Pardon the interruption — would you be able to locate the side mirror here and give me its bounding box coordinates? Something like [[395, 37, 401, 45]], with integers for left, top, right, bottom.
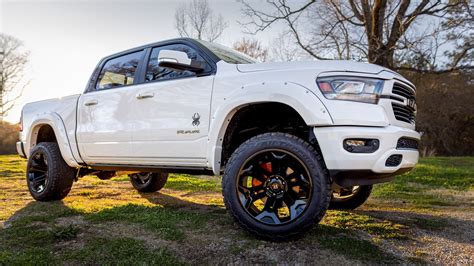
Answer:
[[158, 50, 204, 72]]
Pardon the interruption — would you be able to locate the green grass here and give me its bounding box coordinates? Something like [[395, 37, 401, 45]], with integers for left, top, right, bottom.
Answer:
[[0, 156, 25, 176], [164, 174, 221, 192], [372, 157, 474, 207], [310, 225, 400, 263], [0, 155, 472, 264], [49, 225, 79, 241], [112, 173, 222, 192], [0, 224, 58, 265], [63, 237, 181, 265], [86, 204, 213, 241], [323, 211, 408, 239], [411, 217, 449, 231]]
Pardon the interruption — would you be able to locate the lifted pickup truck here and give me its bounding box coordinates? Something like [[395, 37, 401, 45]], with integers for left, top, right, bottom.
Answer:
[[17, 38, 420, 239]]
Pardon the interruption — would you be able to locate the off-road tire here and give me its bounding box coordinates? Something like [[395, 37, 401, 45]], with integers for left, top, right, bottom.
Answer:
[[26, 142, 75, 201], [222, 132, 331, 240], [129, 172, 168, 192], [329, 185, 373, 210]]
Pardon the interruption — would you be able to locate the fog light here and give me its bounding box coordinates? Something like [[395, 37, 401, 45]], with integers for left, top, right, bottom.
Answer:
[[343, 139, 379, 153]]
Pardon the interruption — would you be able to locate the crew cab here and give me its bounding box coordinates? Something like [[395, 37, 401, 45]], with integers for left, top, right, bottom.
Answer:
[[17, 38, 420, 239]]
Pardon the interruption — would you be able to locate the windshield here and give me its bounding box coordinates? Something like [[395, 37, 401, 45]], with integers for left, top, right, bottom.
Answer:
[[196, 40, 258, 64]]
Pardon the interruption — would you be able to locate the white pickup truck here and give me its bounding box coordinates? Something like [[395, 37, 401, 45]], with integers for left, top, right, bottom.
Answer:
[[17, 38, 420, 239]]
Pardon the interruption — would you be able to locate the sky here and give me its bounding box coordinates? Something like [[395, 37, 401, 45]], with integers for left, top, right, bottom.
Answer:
[[0, 0, 285, 123]]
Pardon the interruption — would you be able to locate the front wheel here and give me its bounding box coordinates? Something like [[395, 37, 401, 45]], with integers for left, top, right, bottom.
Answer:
[[222, 133, 331, 240], [129, 172, 168, 192], [329, 185, 372, 210]]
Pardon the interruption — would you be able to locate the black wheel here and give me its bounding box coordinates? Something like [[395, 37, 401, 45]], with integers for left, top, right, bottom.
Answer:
[[329, 185, 372, 210], [222, 133, 331, 240], [26, 142, 75, 201], [129, 172, 168, 192]]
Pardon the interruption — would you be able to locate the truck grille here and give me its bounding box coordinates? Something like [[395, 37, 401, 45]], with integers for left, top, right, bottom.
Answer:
[[391, 82, 416, 124], [392, 103, 416, 124]]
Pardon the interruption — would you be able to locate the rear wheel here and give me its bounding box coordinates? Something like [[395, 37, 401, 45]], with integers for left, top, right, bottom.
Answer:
[[329, 185, 372, 210], [129, 172, 168, 192], [26, 142, 75, 201], [222, 133, 331, 240]]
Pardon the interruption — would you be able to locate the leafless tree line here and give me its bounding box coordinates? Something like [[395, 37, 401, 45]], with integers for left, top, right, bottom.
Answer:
[[0, 33, 29, 121], [175, 0, 228, 42], [237, 0, 472, 70]]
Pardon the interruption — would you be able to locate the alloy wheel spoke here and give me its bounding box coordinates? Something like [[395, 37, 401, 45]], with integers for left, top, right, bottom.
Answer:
[[263, 196, 277, 211], [31, 159, 47, 173], [255, 211, 282, 225], [138, 174, 149, 183], [33, 174, 47, 184], [289, 200, 307, 220], [238, 184, 250, 194], [245, 163, 268, 182], [255, 162, 272, 178], [282, 193, 296, 208], [253, 190, 267, 200], [237, 150, 312, 225], [270, 152, 287, 176], [30, 166, 47, 173], [28, 151, 49, 193], [244, 196, 254, 209]]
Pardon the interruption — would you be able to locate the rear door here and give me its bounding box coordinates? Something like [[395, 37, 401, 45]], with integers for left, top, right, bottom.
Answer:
[[129, 43, 215, 167], [77, 50, 145, 164]]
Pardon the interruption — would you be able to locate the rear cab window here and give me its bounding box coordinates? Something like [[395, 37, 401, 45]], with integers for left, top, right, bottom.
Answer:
[[96, 51, 144, 90]]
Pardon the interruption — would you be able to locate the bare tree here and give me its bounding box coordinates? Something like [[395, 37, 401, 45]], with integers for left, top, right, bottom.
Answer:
[[270, 31, 308, 62], [0, 33, 29, 121], [232, 37, 269, 62], [442, 1, 473, 70], [239, 0, 472, 71], [175, 0, 228, 42]]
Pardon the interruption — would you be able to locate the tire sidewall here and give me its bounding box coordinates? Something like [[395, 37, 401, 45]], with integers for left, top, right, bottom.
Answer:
[[223, 133, 330, 237]]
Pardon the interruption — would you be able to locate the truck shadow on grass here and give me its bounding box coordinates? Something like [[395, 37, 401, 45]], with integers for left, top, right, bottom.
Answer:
[[2, 191, 471, 264], [354, 209, 474, 244]]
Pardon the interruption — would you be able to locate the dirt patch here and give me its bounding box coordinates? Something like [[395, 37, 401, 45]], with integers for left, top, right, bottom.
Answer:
[[355, 204, 474, 264]]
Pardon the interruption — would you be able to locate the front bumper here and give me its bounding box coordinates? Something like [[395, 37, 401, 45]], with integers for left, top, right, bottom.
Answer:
[[16, 141, 27, 158], [313, 125, 420, 174]]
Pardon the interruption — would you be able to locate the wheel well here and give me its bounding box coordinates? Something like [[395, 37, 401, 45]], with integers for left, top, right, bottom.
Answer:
[[36, 125, 57, 144], [221, 102, 312, 166]]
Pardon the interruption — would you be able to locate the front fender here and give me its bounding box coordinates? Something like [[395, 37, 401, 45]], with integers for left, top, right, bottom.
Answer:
[[208, 81, 333, 174], [26, 113, 80, 168]]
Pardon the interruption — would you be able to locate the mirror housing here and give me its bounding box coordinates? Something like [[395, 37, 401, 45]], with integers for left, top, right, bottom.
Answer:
[[158, 50, 204, 72]]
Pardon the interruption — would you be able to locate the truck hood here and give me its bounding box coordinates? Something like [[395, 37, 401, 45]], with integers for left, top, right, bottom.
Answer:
[[236, 60, 393, 75]]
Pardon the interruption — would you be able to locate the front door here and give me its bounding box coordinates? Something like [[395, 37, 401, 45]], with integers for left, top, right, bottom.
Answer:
[[130, 43, 214, 167]]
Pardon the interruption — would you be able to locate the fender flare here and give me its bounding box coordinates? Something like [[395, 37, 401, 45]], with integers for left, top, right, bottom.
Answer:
[[207, 81, 333, 175], [26, 113, 80, 168]]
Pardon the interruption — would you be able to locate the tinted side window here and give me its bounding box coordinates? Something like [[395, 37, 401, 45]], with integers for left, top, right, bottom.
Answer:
[[146, 44, 210, 82], [96, 51, 143, 90]]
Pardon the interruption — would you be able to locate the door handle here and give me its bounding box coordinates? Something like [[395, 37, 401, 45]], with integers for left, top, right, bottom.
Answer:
[[136, 92, 154, 99], [84, 100, 98, 106]]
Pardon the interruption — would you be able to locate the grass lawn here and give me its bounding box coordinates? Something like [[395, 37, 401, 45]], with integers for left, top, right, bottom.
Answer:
[[0, 156, 472, 264]]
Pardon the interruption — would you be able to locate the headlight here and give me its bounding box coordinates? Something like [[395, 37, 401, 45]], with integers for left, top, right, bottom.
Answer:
[[316, 76, 384, 104]]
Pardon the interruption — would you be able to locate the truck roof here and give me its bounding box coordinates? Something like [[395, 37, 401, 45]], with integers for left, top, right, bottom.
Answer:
[[98, 37, 220, 65]]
